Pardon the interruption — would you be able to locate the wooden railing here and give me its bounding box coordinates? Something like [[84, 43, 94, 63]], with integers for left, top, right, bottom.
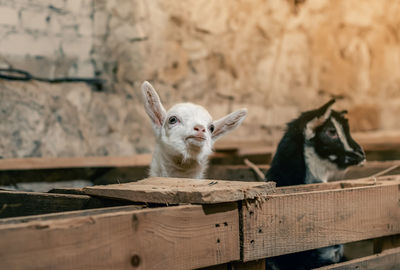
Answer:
[[0, 175, 399, 269]]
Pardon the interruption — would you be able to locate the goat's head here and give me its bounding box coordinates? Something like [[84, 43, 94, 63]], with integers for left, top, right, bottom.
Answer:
[[141, 81, 247, 162], [303, 99, 366, 169]]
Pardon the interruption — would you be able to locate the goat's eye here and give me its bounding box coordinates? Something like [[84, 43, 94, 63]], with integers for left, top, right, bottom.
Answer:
[[326, 128, 337, 138], [209, 124, 215, 133], [168, 116, 178, 125]]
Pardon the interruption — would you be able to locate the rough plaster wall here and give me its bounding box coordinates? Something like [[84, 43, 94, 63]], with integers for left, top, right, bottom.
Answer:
[[0, 81, 152, 158], [1, 0, 400, 158]]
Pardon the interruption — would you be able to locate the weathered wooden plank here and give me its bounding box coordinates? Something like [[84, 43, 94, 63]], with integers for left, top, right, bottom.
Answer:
[[0, 190, 128, 218], [0, 150, 268, 172], [0, 168, 100, 185], [0, 179, 92, 193], [0, 155, 153, 170], [241, 176, 400, 261], [2, 159, 398, 187], [83, 177, 276, 204], [0, 203, 240, 270], [315, 246, 400, 270], [0, 205, 145, 225], [0, 156, 150, 185]]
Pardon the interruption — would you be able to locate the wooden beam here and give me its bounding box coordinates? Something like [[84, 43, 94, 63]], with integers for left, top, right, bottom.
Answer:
[[0, 149, 270, 172], [2, 160, 399, 187], [0, 190, 128, 218], [82, 177, 276, 204], [0, 203, 240, 270], [315, 246, 400, 270], [0, 155, 153, 170], [0, 205, 145, 225], [241, 177, 400, 261]]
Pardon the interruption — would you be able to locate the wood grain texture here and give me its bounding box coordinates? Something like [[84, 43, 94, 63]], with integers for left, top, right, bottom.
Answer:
[[241, 177, 400, 261], [315, 246, 400, 270], [0, 203, 240, 270], [83, 177, 276, 204], [0, 190, 127, 218]]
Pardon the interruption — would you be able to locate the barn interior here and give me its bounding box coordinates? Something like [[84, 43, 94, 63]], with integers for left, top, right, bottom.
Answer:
[[1, 1, 400, 269]]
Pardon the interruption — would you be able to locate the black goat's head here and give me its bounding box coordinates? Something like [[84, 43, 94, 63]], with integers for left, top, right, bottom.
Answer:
[[303, 99, 365, 169]]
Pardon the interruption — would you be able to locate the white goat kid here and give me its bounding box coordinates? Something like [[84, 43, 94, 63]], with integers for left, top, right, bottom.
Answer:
[[142, 81, 247, 179]]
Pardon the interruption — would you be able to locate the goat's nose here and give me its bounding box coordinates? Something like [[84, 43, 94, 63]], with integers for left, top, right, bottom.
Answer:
[[353, 146, 366, 159], [194, 125, 206, 133]]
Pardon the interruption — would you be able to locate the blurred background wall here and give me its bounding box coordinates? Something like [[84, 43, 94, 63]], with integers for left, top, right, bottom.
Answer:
[[1, 0, 400, 158]]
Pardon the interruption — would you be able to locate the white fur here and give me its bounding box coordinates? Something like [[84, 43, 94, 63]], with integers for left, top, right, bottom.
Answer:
[[331, 118, 353, 152], [142, 81, 247, 179], [304, 146, 340, 184]]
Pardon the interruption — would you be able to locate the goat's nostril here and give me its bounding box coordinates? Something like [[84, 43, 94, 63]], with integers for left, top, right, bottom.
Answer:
[[194, 125, 206, 133]]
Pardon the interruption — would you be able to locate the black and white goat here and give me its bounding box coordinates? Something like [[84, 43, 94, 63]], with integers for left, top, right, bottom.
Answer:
[[266, 99, 366, 269]]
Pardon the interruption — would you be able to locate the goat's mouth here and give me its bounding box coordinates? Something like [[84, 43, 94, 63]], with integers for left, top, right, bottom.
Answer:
[[186, 135, 206, 142], [344, 150, 366, 167]]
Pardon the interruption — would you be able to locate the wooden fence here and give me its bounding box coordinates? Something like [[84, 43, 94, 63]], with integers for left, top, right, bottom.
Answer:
[[0, 175, 399, 269], [0, 132, 400, 269]]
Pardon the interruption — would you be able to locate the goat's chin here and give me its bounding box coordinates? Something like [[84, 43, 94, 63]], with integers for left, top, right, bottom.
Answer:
[[186, 138, 206, 148]]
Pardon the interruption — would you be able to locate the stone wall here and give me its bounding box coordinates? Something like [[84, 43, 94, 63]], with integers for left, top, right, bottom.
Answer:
[[1, 0, 400, 158]]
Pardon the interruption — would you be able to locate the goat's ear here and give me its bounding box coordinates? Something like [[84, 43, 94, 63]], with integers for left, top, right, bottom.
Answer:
[[212, 109, 247, 141], [304, 99, 335, 140], [141, 81, 167, 134]]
